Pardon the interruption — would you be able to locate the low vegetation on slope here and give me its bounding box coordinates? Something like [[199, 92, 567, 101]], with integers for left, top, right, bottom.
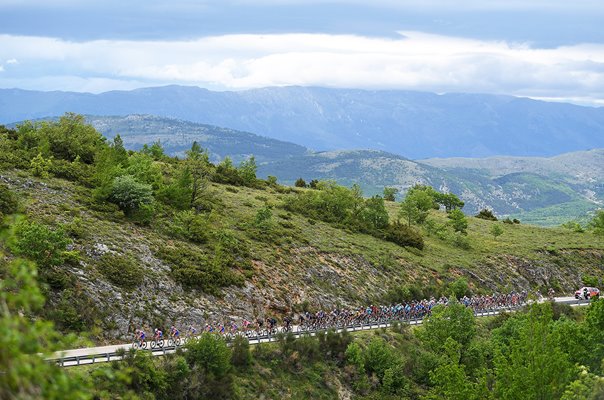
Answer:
[[0, 113, 603, 346], [4, 254, 604, 399]]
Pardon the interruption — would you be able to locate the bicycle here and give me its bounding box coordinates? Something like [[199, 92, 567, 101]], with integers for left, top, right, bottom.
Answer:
[[150, 336, 164, 349], [132, 335, 147, 350], [168, 335, 182, 346]]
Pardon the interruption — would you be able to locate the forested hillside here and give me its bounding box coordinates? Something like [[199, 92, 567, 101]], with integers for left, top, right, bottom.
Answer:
[[2, 113, 604, 399], [1, 113, 603, 343]]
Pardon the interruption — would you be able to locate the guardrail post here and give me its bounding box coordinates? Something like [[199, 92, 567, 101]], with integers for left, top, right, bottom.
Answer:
[[107, 353, 110, 362], [76, 356, 80, 366]]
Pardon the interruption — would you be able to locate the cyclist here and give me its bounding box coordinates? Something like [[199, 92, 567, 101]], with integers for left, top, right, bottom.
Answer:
[[283, 315, 292, 332], [548, 288, 555, 301], [187, 325, 197, 337], [170, 325, 180, 340], [267, 317, 277, 333], [154, 328, 163, 342], [137, 329, 146, 347], [242, 319, 251, 332]]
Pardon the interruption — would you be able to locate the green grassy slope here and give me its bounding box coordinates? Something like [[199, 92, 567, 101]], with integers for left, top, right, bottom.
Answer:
[[2, 166, 603, 344]]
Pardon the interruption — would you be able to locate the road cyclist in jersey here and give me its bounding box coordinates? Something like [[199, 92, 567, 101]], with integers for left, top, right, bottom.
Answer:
[[185, 325, 197, 342], [132, 329, 147, 349], [169, 325, 181, 346], [150, 328, 164, 349]]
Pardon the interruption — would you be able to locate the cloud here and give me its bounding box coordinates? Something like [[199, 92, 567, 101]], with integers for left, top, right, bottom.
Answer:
[[0, 32, 603, 105], [6, 58, 18, 64]]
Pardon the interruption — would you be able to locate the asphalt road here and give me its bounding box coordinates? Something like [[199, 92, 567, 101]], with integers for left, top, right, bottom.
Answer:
[[49, 296, 592, 367]]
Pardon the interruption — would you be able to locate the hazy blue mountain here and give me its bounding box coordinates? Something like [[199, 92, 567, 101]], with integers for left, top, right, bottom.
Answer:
[[2, 86, 604, 159], [85, 114, 309, 163]]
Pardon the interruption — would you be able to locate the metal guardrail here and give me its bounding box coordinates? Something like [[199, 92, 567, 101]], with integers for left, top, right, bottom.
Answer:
[[51, 306, 529, 367]]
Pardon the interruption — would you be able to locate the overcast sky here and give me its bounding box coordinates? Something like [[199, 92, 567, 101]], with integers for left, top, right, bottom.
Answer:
[[1, 0, 603, 105]]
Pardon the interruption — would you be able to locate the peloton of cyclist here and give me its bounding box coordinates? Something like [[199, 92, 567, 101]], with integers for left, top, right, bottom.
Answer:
[[137, 329, 146, 346], [170, 325, 180, 339], [187, 325, 197, 337]]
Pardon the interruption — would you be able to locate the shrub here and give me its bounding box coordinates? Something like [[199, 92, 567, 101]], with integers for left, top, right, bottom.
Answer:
[[295, 178, 307, 188], [185, 333, 232, 377], [158, 243, 245, 294], [0, 183, 19, 215], [108, 175, 154, 217], [266, 175, 278, 186], [231, 335, 252, 368], [30, 152, 52, 178], [448, 209, 468, 234], [383, 187, 399, 201], [364, 337, 397, 380], [383, 222, 424, 250], [48, 157, 93, 185], [171, 210, 210, 243], [97, 253, 143, 290], [502, 217, 514, 224], [451, 232, 471, 249], [346, 342, 365, 372], [582, 275, 600, 287], [12, 220, 70, 267], [490, 224, 504, 239], [448, 277, 472, 298], [475, 208, 498, 221], [129, 203, 155, 226], [318, 329, 352, 362], [588, 210, 604, 236], [48, 288, 98, 332]]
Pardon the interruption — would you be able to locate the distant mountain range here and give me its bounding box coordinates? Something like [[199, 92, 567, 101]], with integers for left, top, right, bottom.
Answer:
[[75, 115, 603, 225], [2, 85, 604, 159]]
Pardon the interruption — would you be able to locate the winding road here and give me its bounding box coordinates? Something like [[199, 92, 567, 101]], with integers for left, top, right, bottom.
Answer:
[[49, 296, 591, 367]]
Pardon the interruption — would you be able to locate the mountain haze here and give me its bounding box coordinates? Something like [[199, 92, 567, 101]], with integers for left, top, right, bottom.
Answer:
[[2, 86, 604, 159]]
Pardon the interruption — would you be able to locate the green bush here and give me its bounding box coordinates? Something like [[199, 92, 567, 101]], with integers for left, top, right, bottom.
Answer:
[[97, 253, 143, 290], [157, 244, 245, 294], [448, 277, 472, 298], [48, 288, 98, 332], [48, 158, 94, 185], [383, 222, 424, 250], [108, 175, 154, 217], [231, 335, 252, 368], [364, 337, 397, 380], [448, 209, 468, 234], [30, 152, 52, 178], [185, 333, 232, 377], [12, 220, 70, 267], [451, 232, 471, 249], [475, 208, 498, 221], [171, 209, 210, 243], [0, 183, 18, 215]]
